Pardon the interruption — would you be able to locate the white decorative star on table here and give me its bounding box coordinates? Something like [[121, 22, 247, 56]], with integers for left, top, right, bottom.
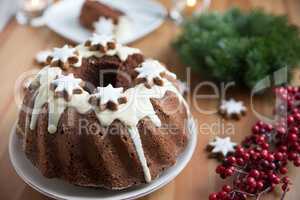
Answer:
[[219, 98, 246, 119], [209, 136, 236, 157], [51, 74, 82, 98], [135, 59, 176, 86], [51, 45, 77, 63], [93, 17, 115, 36]]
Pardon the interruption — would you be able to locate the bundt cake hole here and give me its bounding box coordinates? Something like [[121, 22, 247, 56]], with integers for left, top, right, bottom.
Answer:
[[78, 57, 121, 89]]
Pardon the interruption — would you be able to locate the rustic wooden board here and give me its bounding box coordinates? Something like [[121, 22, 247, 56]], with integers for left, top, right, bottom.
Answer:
[[0, 0, 300, 199]]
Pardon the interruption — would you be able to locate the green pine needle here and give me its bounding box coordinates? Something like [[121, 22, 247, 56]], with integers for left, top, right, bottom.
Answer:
[[173, 8, 300, 88]]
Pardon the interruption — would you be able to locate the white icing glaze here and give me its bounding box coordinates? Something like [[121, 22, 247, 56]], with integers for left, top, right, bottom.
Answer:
[[35, 50, 52, 64], [92, 84, 124, 105], [51, 74, 82, 97], [115, 44, 140, 61], [30, 66, 62, 88], [28, 43, 190, 183], [89, 33, 115, 46], [29, 67, 91, 133], [136, 59, 177, 85], [47, 90, 91, 133], [75, 37, 139, 62], [128, 126, 151, 182], [93, 80, 183, 183], [93, 17, 115, 36]]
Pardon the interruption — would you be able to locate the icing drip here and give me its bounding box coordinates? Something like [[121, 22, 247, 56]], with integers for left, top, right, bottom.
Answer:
[[51, 74, 82, 97], [29, 67, 91, 133], [128, 126, 151, 182], [47, 91, 91, 133], [89, 33, 114, 46], [93, 80, 187, 182]]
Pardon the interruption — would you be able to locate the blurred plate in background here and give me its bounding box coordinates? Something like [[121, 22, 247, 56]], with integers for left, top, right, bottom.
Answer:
[[44, 0, 167, 44]]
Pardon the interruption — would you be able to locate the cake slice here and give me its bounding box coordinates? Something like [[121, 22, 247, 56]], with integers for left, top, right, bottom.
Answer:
[[79, 0, 131, 39]]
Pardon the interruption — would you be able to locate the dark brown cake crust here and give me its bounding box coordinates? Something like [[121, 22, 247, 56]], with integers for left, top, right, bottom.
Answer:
[[17, 52, 189, 190], [79, 0, 124, 30]]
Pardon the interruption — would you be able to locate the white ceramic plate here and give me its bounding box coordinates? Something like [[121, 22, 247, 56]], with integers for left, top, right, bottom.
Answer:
[[9, 118, 197, 200], [44, 0, 167, 44]]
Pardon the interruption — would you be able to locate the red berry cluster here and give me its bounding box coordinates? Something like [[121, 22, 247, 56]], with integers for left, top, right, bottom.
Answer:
[[209, 86, 300, 200]]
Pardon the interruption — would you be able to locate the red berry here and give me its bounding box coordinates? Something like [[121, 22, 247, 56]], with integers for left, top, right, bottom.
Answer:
[[236, 158, 245, 166], [256, 180, 264, 190], [227, 156, 236, 165], [267, 154, 275, 162], [222, 185, 232, 193], [225, 168, 234, 176], [252, 125, 260, 134], [261, 142, 269, 149], [294, 113, 300, 121], [243, 153, 250, 161], [209, 193, 218, 200], [288, 152, 297, 161], [288, 132, 298, 141], [280, 167, 288, 174], [275, 152, 283, 160], [261, 149, 269, 159], [291, 126, 299, 133], [279, 145, 288, 152], [217, 191, 227, 199], [282, 176, 290, 184], [288, 116, 295, 124], [273, 177, 281, 184], [216, 165, 225, 174], [247, 177, 257, 188], [250, 169, 260, 179], [294, 158, 300, 167], [277, 127, 286, 135]]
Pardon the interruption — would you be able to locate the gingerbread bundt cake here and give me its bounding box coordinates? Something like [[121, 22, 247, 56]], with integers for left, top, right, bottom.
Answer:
[[16, 34, 190, 190], [79, 0, 131, 38]]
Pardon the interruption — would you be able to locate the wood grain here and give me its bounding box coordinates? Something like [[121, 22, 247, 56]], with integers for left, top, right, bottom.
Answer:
[[0, 0, 300, 199]]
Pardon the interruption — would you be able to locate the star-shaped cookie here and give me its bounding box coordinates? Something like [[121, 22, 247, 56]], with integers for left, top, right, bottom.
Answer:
[[219, 98, 246, 119], [89, 84, 127, 111], [135, 59, 176, 88], [47, 45, 80, 69], [208, 137, 236, 157], [50, 74, 83, 101]]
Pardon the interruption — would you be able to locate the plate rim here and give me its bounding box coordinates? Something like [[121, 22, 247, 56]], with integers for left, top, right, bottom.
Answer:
[[44, 0, 167, 44], [9, 118, 197, 200]]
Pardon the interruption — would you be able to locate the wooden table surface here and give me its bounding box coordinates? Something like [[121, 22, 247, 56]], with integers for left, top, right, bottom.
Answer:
[[1, 0, 300, 199]]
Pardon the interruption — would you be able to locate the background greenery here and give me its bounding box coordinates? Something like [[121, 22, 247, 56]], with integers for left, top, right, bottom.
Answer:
[[174, 8, 300, 88]]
